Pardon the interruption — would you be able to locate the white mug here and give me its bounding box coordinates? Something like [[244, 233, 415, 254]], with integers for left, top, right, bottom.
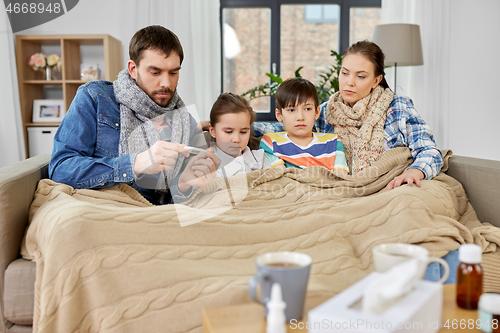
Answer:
[[372, 243, 450, 284]]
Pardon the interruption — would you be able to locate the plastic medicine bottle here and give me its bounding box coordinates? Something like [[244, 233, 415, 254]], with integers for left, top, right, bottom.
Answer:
[[456, 244, 483, 309], [478, 293, 500, 333]]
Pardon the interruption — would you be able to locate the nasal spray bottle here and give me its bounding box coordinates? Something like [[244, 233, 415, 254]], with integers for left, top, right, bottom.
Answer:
[[267, 283, 287, 333]]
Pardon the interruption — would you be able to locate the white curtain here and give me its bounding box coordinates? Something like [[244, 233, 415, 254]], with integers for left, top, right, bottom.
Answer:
[[189, 0, 221, 123], [0, 0, 220, 166], [381, 0, 451, 149], [116, 0, 221, 122], [0, 6, 25, 167]]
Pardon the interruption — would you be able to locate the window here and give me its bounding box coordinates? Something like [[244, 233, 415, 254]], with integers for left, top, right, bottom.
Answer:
[[220, 0, 381, 120], [222, 7, 272, 113], [304, 5, 339, 24], [280, 4, 340, 86], [349, 7, 382, 45]]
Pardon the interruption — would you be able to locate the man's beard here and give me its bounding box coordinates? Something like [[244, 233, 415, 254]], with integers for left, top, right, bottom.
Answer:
[[135, 72, 176, 107], [151, 88, 176, 107]]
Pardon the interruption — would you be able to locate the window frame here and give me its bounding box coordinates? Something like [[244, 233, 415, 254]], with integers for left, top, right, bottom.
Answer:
[[304, 4, 340, 24], [220, 0, 381, 121]]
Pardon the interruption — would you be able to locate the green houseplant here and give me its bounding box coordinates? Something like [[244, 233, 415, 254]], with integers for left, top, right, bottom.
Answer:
[[241, 50, 343, 105]]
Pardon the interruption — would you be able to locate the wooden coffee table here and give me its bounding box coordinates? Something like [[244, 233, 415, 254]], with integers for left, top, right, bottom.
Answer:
[[202, 284, 482, 332]]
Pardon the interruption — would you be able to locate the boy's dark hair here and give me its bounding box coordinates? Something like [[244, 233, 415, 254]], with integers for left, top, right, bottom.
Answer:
[[129, 25, 184, 66], [275, 78, 319, 111], [209, 93, 256, 127]]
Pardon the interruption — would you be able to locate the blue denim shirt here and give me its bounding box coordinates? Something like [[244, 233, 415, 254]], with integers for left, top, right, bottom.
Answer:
[[49, 80, 196, 204]]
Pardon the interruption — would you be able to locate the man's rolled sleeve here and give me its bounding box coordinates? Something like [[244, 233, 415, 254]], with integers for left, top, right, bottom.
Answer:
[[113, 153, 137, 183], [170, 177, 195, 204]]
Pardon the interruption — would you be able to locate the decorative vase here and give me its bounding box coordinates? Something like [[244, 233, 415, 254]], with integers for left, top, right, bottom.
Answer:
[[45, 66, 53, 80]]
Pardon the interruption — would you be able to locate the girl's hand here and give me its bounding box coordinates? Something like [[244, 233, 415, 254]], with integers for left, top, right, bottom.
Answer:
[[178, 148, 220, 193], [387, 168, 424, 191]]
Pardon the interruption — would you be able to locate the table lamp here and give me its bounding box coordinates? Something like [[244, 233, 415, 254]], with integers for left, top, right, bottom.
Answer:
[[371, 23, 424, 94]]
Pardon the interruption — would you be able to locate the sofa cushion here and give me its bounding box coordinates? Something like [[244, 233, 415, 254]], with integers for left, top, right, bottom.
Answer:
[[447, 155, 500, 228], [6, 324, 32, 333], [0, 154, 49, 331], [4, 259, 36, 325]]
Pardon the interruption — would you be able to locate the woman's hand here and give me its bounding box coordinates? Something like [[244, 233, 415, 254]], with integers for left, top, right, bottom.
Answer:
[[387, 168, 425, 190]]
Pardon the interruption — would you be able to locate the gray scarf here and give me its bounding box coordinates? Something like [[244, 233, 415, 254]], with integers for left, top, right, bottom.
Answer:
[[114, 69, 191, 190]]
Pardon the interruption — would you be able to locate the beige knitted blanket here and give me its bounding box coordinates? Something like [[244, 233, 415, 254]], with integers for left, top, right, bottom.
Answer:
[[22, 148, 500, 333]]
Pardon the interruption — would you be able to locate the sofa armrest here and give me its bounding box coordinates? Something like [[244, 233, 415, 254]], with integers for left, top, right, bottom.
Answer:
[[0, 154, 50, 331], [446, 155, 500, 228]]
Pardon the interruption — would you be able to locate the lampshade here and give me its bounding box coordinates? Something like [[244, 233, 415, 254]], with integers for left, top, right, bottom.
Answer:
[[371, 24, 424, 66]]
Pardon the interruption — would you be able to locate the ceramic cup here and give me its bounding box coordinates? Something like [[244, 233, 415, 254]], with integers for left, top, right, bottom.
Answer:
[[372, 243, 450, 283], [248, 251, 312, 321]]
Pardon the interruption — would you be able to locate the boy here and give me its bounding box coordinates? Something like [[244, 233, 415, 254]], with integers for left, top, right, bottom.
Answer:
[[259, 78, 349, 175]]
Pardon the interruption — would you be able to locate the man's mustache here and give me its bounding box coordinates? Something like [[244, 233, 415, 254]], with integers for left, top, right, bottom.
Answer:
[[153, 88, 175, 95]]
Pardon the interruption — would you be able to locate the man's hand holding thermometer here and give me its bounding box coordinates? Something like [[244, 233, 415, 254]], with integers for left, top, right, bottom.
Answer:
[[132, 141, 219, 194], [183, 146, 207, 155]]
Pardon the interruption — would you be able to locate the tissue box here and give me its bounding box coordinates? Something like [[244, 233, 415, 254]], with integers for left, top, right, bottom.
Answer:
[[307, 273, 442, 333]]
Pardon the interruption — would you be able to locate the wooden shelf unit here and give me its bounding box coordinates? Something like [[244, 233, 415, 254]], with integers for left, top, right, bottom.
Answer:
[[15, 34, 123, 157]]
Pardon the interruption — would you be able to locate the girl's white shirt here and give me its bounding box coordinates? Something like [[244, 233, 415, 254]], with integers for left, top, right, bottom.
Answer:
[[214, 146, 271, 178]]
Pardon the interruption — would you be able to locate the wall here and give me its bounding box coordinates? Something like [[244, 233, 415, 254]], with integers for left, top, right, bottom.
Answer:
[[9, 0, 199, 107], [382, 0, 500, 160], [1, 0, 220, 167], [2, 0, 500, 165], [382, 0, 500, 161], [0, 8, 24, 166], [448, 1, 500, 160]]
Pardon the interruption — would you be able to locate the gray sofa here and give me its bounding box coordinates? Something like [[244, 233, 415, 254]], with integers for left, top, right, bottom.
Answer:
[[1, 153, 500, 333]]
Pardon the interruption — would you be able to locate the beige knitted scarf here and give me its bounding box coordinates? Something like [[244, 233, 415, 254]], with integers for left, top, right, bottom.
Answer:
[[326, 86, 394, 174]]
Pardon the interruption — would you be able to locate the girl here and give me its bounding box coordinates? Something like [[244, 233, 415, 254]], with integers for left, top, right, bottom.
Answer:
[[209, 93, 271, 177]]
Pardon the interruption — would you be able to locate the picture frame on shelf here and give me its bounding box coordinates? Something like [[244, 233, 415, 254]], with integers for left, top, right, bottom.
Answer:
[[32, 99, 65, 123]]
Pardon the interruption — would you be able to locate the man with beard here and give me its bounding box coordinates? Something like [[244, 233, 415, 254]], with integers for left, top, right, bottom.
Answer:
[[49, 25, 219, 205]]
